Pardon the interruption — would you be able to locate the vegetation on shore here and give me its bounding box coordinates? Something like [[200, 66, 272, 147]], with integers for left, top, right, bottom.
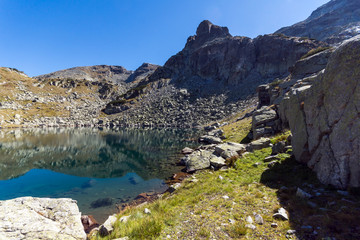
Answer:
[[90, 111, 360, 240]]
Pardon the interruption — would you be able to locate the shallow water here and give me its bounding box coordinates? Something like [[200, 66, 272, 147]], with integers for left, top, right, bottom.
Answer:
[[0, 127, 199, 222]]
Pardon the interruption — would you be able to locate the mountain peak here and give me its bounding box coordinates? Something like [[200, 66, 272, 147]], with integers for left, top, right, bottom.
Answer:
[[185, 20, 231, 50], [196, 20, 231, 39]]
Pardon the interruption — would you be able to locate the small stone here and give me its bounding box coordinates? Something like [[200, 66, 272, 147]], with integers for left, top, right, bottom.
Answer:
[[307, 201, 317, 208], [181, 147, 194, 155], [222, 195, 230, 200], [99, 214, 117, 237], [246, 216, 253, 224], [271, 223, 278, 228], [267, 160, 278, 168], [245, 224, 256, 230], [273, 207, 288, 220], [144, 208, 151, 214], [254, 214, 264, 225], [264, 155, 280, 162], [120, 215, 130, 223], [218, 175, 224, 180], [301, 225, 313, 233], [337, 190, 349, 196], [287, 229, 296, 235], [296, 188, 312, 199], [253, 162, 261, 167]]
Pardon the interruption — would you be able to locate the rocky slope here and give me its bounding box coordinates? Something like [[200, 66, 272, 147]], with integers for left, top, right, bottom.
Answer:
[[36, 65, 132, 84], [0, 67, 121, 128], [102, 20, 325, 127], [252, 35, 360, 189], [276, 0, 360, 44]]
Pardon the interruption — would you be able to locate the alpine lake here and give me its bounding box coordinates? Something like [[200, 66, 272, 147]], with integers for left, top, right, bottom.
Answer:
[[0, 127, 200, 222]]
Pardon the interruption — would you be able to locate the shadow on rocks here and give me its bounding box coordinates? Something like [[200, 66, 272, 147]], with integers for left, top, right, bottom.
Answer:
[[260, 156, 360, 240]]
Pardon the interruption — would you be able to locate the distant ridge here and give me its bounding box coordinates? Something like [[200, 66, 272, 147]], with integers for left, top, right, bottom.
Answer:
[[276, 0, 360, 44]]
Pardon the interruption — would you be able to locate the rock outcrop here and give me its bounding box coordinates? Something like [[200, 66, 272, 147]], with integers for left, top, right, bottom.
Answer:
[[0, 197, 86, 240], [276, 0, 360, 44], [280, 36, 360, 189], [257, 35, 360, 189]]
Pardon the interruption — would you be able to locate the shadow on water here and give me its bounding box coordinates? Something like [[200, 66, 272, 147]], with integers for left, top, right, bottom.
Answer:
[[260, 156, 360, 240], [0, 127, 200, 222]]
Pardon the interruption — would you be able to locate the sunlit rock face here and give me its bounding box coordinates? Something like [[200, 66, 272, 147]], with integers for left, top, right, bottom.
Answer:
[[276, 0, 360, 44], [0, 197, 86, 240], [278, 36, 360, 189]]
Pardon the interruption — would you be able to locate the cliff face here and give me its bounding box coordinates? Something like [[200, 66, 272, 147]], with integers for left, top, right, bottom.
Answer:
[[254, 36, 360, 189], [149, 20, 325, 97], [281, 36, 360, 189], [276, 0, 360, 44]]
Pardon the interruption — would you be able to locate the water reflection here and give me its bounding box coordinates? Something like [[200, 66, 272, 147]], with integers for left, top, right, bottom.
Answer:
[[0, 127, 199, 222], [0, 128, 199, 180]]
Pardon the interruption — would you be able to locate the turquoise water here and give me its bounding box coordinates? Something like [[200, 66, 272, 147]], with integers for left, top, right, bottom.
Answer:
[[0, 128, 199, 222]]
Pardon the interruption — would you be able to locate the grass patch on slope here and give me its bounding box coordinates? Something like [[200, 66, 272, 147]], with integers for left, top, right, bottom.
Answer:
[[91, 129, 360, 239], [220, 107, 254, 143], [92, 147, 293, 240]]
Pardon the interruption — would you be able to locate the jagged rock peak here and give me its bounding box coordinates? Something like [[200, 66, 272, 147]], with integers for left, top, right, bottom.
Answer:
[[196, 20, 231, 39], [186, 20, 232, 49]]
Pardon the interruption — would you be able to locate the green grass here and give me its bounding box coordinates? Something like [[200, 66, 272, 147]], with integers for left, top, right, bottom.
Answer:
[[270, 131, 291, 145], [300, 46, 332, 60]]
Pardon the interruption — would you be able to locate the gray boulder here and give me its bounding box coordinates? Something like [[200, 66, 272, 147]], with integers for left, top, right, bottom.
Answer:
[[252, 107, 279, 139], [215, 142, 246, 159], [185, 149, 212, 172], [0, 197, 86, 240], [199, 135, 222, 144], [247, 138, 272, 152]]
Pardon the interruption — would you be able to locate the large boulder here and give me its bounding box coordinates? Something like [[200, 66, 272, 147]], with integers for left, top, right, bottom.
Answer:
[[280, 35, 360, 189], [185, 149, 213, 172], [0, 197, 86, 240]]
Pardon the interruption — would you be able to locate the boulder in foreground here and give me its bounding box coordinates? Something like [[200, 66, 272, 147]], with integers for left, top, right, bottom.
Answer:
[[0, 197, 86, 240]]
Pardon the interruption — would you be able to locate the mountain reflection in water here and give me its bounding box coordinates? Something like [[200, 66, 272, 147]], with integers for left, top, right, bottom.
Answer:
[[0, 127, 199, 222]]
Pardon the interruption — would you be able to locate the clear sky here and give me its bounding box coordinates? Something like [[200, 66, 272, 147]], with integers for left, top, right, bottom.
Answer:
[[0, 0, 329, 77]]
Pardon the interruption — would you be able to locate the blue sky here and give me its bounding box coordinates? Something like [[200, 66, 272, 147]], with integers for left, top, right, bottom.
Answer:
[[0, 0, 329, 76]]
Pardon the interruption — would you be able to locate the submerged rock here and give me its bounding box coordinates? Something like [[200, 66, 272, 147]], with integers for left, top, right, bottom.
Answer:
[[90, 198, 113, 208], [0, 197, 86, 240]]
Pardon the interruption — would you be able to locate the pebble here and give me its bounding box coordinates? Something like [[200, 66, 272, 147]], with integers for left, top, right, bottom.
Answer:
[[218, 175, 224, 180], [296, 188, 312, 199], [287, 229, 296, 235], [222, 195, 229, 200], [144, 208, 151, 214], [245, 224, 256, 230], [254, 213, 264, 225], [273, 207, 288, 220], [246, 216, 253, 224], [271, 223, 278, 228]]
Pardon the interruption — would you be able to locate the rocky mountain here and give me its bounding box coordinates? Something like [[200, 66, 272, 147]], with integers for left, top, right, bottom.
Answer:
[[101, 20, 325, 127], [36, 65, 132, 84], [276, 0, 360, 44]]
